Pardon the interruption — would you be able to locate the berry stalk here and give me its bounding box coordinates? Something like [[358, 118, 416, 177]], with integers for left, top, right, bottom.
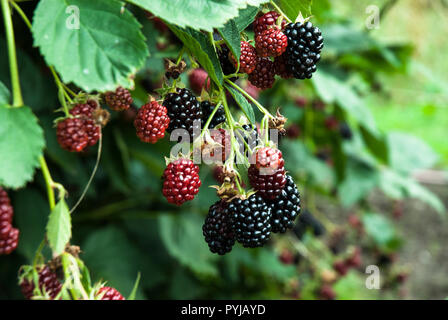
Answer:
[[269, 0, 292, 23], [1, 0, 24, 107]]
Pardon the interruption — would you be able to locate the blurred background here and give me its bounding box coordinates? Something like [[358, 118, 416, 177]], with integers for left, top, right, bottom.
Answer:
[[0, 0, 447, 299]]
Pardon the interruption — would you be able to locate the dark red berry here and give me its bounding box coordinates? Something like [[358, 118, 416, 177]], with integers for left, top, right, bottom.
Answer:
[[248, 57, 276, 90], [286, 124, 301, 139], [295, 97, 307, 107], [97, 286, 125, 300], [333, 260, 349, 276], [274, 53, 293, 78], [256, 28, 288, 57], [105, 87, 133, 111], [0, 227, 19, 255], [189, 69, 210, 95], [279, 249, 294, 264], [69, 99, 98, 118], [162, 158, 201, 206], [20, 266, 62, 299], [229, 41, 257, 74], [212, 166, 225, 184], [203, 200, 235, 255], [253, 11, 286, 35], [69, 100, 101, 147], [319, 284, 336, 300], [324, 116, 339, 131], [345, 247, 362, 268], [248, 147, 286, 200], [56, 118, 89, 152], [134, 101, 170, 143]]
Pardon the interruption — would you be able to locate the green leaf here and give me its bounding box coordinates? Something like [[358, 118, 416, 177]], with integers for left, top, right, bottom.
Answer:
[[0, 105, 45, 188], [338, 159, 379, 207], [234, 6, 260, 31], [0, 81, 10, 104], [333, 272, 379, 299], [46, 199, 71, 256], [32, 0, 148, 92], [387, 132, 439, 174], [277, 0, 313, 21], [362, 212, 402, 252], [159, 213, 218, 276], [225, 84, 255, 124], [169, 26, 223, 86], [360, 126, 389, 163], [128, 0, 269, 32], [218, 20, 241, 65], [127, 273, 141, 300]]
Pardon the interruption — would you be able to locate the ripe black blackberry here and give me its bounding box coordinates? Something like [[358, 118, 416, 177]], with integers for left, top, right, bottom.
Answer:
[[339, 122, 353, 140], [283, 21, 323, 79], [268, 175, 300, 233], [293, 209, 326, 240], [226, 194, 272, 248], [163, 88, 202, 140], [217, 44, 236, 76], [202, 200, 235, 255], [201, 101, 226, 129]]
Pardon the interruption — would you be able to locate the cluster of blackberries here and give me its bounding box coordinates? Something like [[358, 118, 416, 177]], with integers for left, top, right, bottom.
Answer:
[[217, 11, 323, 90], [203, 147, 300, 255], [0, 187, 19, 255]]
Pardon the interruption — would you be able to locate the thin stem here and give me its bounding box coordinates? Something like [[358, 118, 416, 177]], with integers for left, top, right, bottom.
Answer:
[[270, 0, 292, 23], [200, 102, 222, 137], [50, 67, 71, 116], [39, 156, 56, 210], [69, 134, 103, 214], [175, 46, 186, 65], [9, 0, 31, 29], [2, 0, 24, 107], [225, 79, 274, 118]]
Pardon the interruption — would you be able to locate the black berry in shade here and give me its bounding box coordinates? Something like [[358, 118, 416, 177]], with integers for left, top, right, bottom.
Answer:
[[293, 209, 326, 240], [56, 118, 89, 152], [105, 87, 133, 111], [97, 286, 125, 300], [248, 147, 286, 200], [227, 194, 272, 248], [283, 21, 323, 79], [229, 41, 257, 74], [268, 175, 301, 233], [203, 200, 235, 255], [217, 44, 236, 76], [134, 101, 170, 143], [248, 57, 276, 90], [20, 266, 62, 299], [201, 101, 226, 129], [274, 53, 293, 79], [339, 122, 353, 140], [163, 88, 202, 140]]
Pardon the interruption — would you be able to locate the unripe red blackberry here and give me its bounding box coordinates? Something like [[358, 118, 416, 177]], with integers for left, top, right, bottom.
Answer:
[[97, 286, 125, 300], [20, 266, 62, 299], [189, 69, 210, 95], [163, 88, 202, 140], [69, 100, 101, 147], [203, 128, 230, 163], [274, 54, 293, 79], [226, 194, 272, 248], [0, 187, 13, 226], [134, 101, 170, 143], [268, 175, 300, 233], [319, 284, 336, 300], [201, 101, 226, 129], [248, 147, 286, 200], [202, 200, 235, 255], [333, 260, 349, 276], [253, 11, 286, 35], [162, 158, 201, 206], [229, 41, 257, 74], [283, 21, 324, 79], [56, 118, 89, 152], [0, 227, 19, 255], [105, 87, 133, 111], [255, 28, 288, 57], [248, 57, 276, 90]]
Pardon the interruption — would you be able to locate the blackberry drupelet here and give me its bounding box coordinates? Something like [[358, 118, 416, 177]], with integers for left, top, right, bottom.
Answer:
[[229, 41, 257, 74], [201, 101, 226, 129], [268, 175, 301, 233], [283, 21, 323, 79], [248, 57, 276, 90], [97, 286, 125, 300], [202, 200, 235, 255], [134, 101, 170, 143], [226, 194, 272, 248], [163, 88, 202, 140], [105, 87, 133, 111]]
